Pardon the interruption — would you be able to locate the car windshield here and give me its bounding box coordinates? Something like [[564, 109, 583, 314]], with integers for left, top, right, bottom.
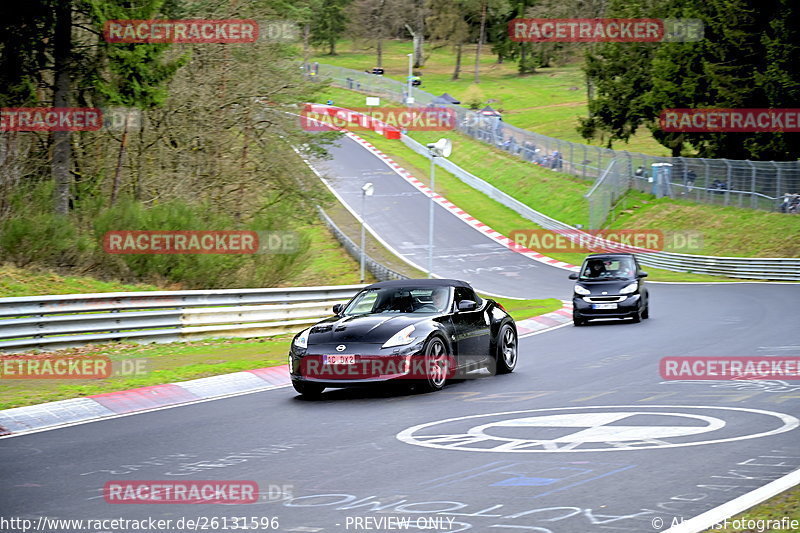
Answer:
[[343, 287, 452, 315], [579, 258, 637, 280]]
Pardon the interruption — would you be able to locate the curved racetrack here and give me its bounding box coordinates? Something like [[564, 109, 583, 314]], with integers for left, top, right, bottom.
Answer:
[[1, 135, 798, 533]]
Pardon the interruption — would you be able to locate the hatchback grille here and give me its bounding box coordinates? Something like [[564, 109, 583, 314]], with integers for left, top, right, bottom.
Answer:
[[584, 296, 627, 303]]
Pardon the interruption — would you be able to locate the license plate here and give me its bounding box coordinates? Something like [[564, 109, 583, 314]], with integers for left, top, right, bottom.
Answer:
[[592, 303, 618, 310], [324, 354, 356, 365]]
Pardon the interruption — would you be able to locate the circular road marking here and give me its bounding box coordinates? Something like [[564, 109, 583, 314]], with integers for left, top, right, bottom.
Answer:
[[396, 405, 799, 453]]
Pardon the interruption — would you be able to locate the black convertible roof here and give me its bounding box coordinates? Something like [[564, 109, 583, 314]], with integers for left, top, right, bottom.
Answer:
[[364, 278, 472, 289]]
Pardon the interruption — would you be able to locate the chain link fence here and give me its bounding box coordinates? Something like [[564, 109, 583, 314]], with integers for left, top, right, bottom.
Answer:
[[305, 63, 800, 220]]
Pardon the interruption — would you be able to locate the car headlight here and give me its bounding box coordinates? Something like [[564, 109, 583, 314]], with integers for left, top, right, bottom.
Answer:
[[574, 284, 590, 296], [382, 325, 417, 348], [619, 282, 638, 295], [293, 328, 310, 349]]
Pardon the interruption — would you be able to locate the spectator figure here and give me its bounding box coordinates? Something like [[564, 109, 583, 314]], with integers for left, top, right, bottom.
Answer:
[[686, 169, 697, 189], [635, 165, 648, 180], [780, 193, 790, 212], [710, 179, 727, 194], [782, 192, 800, 213], [551, 150, 563, 170]]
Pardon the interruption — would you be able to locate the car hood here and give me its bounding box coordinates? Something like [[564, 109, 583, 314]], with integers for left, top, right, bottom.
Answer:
[[576, 279, 637, 295], [308, 314, 426, 344]]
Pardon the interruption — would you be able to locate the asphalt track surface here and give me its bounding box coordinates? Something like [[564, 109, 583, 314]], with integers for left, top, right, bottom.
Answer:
[[1, 136, 799, 533]]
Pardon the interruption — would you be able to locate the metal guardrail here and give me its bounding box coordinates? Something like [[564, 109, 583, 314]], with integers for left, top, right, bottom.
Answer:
[[0, 285, 365, 353]]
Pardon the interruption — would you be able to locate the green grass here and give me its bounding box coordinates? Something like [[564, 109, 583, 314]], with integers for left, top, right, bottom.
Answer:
[[311, 39, 672, 156], [492, 297, 563, 320], [703, 485, 800, 532], [0, 337, 290, 410], [278, 221, 377, 287], [0, 264, 162, 297]]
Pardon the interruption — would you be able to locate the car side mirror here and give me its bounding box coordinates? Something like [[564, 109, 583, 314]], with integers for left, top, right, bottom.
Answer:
[[458, 300, 477, 312], [638, 271, 648, 278], [332, 303, 343, 315], [568, 273, 578, 280]]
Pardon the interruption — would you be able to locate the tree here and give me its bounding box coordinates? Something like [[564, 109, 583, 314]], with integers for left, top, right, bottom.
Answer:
[[582, 0, 800, 160], [473, 0, 509, 83], [52, 0, 73, 215], [85, 0, 187, 205], [426, 0, 473, 80], [349, 0, 403, 68], [310, 0, 351, 55]]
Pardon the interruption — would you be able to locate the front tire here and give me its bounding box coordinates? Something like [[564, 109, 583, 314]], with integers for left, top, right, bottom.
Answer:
[[495, 323, 517, 374], [292, 380, 324, 399], [642, 302, 650, 319], [418, 336, 449, 392]]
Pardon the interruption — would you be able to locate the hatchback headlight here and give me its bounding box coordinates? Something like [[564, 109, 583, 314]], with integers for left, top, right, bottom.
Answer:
[[293, 328, 310, 349], [382, 325, 417, 348], [574, 284, 590, 296], [619, 282, 638, 295]]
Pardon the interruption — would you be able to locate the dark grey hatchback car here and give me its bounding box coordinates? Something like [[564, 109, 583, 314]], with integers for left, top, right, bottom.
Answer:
[[569, 253, 650, 326]]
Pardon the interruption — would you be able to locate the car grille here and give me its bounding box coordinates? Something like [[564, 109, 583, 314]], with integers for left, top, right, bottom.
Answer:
[[583, 296, 628, 303]]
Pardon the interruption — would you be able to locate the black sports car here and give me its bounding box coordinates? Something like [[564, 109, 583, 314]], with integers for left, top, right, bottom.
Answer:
[[569, 253, 650, 325], [288, 279, 518, 398]]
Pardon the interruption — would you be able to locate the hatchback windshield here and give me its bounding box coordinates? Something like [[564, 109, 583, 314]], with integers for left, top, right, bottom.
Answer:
[[343, 287, 452, 315], [579, 257, 637, 280]]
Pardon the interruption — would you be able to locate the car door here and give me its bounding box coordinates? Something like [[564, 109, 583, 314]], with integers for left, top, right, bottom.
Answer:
[[451, 287, 491, 365]]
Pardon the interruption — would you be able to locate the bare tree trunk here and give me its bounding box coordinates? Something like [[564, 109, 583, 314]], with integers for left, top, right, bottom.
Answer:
[[110, 120, 129, 206], [414, 0, 425, 68], [52, 0, 73, 215], [452, 43, 462, 80], [376, 0, 386, 68], [474, 0, 487, 84], [303, 23, 310, 65]]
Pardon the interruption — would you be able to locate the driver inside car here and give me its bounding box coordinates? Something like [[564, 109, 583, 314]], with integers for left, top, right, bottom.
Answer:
[[415, 288, 449, 312]]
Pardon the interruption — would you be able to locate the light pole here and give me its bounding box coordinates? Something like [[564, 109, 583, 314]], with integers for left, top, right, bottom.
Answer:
[[406, 53, 414, 105], [425, 139, 452, 278], [360, 182, 374, 282]]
